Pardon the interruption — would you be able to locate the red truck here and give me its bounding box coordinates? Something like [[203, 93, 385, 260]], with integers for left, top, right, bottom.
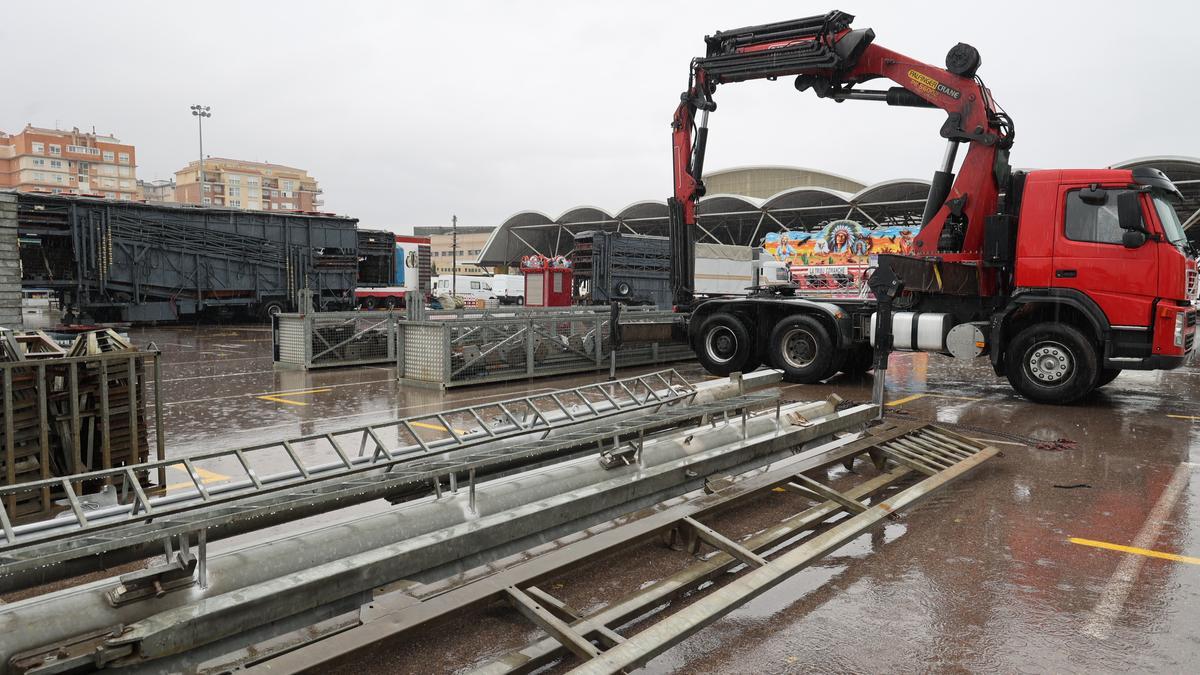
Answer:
[[672, 11, 1198, 404]]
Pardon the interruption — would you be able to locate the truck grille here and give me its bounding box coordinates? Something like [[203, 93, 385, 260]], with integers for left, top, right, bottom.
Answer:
[[1188, 309, 1198, 353], [1188, 269, 1199, 302]]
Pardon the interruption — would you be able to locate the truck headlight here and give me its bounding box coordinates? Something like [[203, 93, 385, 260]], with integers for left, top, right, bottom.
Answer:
[[1175, 311, 1187, 347]]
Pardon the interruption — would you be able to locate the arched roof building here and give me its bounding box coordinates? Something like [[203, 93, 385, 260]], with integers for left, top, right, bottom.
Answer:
[[478, 159, 1200, 266]]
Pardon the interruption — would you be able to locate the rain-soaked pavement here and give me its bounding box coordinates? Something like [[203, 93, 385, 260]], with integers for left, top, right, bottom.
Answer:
[[47, 316, 1200, 672]]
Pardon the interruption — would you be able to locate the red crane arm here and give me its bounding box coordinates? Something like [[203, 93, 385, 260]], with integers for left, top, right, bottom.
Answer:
[[669, 10, 1015, 302]]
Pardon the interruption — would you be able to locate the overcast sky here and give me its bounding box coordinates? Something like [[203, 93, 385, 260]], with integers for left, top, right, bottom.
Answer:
[[3, 1, 1197, 233]]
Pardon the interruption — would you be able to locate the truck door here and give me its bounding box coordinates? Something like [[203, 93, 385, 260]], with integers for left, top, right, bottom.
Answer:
[[1052, 187, 1158, 327]]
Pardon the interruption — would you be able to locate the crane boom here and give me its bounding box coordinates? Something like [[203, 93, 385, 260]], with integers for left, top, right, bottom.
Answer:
[[669, 10, 1014, 305]]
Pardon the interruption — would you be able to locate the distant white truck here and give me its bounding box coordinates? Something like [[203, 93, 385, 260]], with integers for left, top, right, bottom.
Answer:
[[694, 243, 791, 296], [489, 274, 527, 305], [431, 275, 498, 306]]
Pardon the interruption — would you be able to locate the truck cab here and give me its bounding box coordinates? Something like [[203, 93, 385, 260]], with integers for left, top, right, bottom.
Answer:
[[994, 166, 1197, 397]]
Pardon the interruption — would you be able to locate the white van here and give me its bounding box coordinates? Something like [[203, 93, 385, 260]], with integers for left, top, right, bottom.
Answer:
[[431, 275, 497, 302], [489, 274, 526, 305]]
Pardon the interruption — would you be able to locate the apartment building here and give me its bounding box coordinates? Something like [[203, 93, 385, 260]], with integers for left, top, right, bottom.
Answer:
[[137, 178, 176, 202], [0, 125, 138, 199], [174, 158, 323, 211]]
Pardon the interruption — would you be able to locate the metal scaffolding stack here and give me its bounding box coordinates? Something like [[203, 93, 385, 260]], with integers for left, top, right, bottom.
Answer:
[[0, 369, 997, 674]]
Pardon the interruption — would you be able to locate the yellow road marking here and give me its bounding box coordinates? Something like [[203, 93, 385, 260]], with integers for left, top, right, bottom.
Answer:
[[886, 393, 984, 407], [1167, 414, 1200, 421], [410, 420, 470, 435], [257, 387, 332, 406], [1069, 537, 1200, 566], [165, 466, 232, 491], [262, 387, 332, 396]]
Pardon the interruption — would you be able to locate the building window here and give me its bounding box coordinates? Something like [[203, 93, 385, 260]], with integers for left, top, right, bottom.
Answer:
[[49, 144, 61, 156], [119, 180, 132, 189], [271, 203, 278, 210], [281, 190, 293, 198], [33, 172, 45, 181], [228, 176, 240, 184], [203, 197, 212, 205], [54, 174, 64, 183], [51, 188, 62, 194], [282, 202, 293, 209], [231, 199, 241, 208], [79, 161, 90, 173], [229, 186, 241, 197], [118, 166, 131, 178], [203, 184, 212, 193], [32, 142, 44, 153], [248, 177, 259, 186], [32, 158, 45, 167], [118, 152, 129, 164], [50, 159, 62, 168], [103, 151, 114, 162], [249, 188, 260, 198], [120, 193, 131, 200], [105, 192, 116, 199], [99, 165, 116, 176]]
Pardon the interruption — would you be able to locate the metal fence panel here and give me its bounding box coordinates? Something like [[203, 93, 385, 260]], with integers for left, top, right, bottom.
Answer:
[[396, 309, 691, 388]]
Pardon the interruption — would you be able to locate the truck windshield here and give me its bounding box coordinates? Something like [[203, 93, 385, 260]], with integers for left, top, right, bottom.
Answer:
[[1152, 194, 1188, 247]]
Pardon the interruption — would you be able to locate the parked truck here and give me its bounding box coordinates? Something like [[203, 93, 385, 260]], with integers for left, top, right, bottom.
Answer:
[[354, 231, 432, 309], [572, 230, 787, 308], [489, 274, 527, 305], [16, 192, 359, 321], [671, 11, 1197, 404]]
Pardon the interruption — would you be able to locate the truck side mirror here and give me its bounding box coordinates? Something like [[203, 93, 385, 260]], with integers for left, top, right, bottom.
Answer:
[[1079, 187, 1108, 206], [1117, 191, 1144, 231], [1122, 230, 1147, 249]]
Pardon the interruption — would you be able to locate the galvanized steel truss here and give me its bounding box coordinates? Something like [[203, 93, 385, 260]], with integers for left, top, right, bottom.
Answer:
[[252, 422, 997, 674]]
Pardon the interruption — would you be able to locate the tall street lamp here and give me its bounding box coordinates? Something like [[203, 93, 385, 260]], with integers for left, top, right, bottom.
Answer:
[[190, 105, 211, 205]]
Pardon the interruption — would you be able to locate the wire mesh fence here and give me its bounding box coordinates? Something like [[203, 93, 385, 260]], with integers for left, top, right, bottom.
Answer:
[[397, 309, 692, 388]]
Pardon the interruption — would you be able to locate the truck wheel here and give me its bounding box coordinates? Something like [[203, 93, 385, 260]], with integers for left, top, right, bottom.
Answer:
[[1095, 368, 1121, 388], [385, 296, 397, 309], [1005, 323, 1099, 404], [768, 316, 836, 384], [258, 300, 286, 321], [694, 313, 755, 376], [363, 297, 377, 310]]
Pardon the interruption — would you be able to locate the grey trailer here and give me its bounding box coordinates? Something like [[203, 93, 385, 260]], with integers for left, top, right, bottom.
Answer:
[[14, 192, 358, 322]]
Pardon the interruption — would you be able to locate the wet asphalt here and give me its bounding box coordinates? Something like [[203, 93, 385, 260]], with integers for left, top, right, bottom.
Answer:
[[31, 314, 1200, 672]]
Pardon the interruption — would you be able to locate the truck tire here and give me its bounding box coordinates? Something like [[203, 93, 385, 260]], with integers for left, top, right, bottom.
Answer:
[[385, 296, 397, 309], [258, 300, 286, 321], [694, 313, 755, 376], [1005, 322, 1099, 404], [1095, 368, 1121, 388], [363, 297, 377, 310], [768, 316, 837, 384]]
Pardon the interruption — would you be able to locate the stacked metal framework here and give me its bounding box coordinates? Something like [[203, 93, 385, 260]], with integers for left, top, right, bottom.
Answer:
[[15, 193, 359, 321]]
